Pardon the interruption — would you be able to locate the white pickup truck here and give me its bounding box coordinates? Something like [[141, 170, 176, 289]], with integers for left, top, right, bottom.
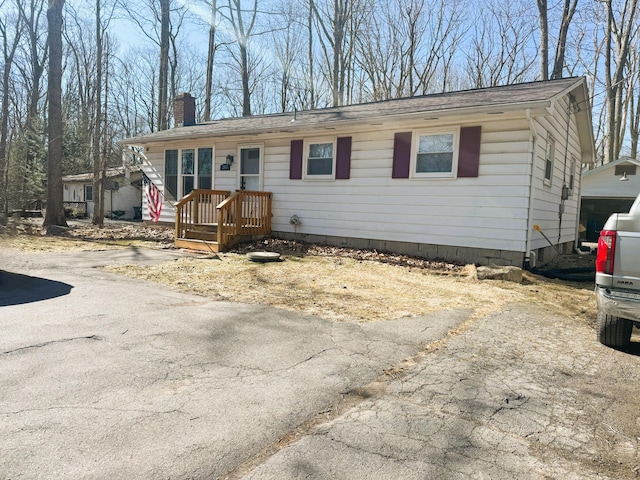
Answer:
[[596, 193, 640, 348]]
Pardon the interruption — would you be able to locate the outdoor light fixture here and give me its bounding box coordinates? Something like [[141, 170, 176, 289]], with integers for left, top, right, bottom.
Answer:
[[620, 172, 629, 181], [226, 154, 234, 165]]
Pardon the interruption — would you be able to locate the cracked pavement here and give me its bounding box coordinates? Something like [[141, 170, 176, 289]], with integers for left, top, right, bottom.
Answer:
[[243, 306, 640, 480], [0, 247, 465, 479], [2, 247, 640, 479]]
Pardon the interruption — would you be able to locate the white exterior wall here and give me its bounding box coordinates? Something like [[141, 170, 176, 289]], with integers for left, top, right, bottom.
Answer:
[[529, 96, 583, 252], [107, 185, 142, 219], [266, 119, 532, 253], [63, 182, 88, 202], [140, 113, 539, 254], [582, 163, 640, 199]]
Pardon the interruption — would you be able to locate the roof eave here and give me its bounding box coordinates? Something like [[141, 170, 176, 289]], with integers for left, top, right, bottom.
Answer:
[[120, 100, 557, 148]]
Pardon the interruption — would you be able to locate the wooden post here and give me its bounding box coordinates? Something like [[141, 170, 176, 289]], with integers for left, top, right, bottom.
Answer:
[[234, 192, 242, 235], [193, 191, 199, 225]]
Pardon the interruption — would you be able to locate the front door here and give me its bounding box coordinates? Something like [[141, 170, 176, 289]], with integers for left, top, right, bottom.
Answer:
[[239, 146, 261, 191]]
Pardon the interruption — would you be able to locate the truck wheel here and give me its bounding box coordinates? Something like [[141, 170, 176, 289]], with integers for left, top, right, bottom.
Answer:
[[597, 310, 633, 348]]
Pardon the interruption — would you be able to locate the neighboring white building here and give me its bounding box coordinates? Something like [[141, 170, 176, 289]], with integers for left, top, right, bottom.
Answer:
[[580, 157, 640, 241], [62, 166, 143, 220], [121, 78, 595, 267]]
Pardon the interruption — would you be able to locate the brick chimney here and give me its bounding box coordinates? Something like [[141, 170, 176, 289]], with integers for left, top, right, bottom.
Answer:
[[174, 92, 196, 127]]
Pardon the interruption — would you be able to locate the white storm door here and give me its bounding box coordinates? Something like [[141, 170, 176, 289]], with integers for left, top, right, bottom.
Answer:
[[238, 146, 262, 191]]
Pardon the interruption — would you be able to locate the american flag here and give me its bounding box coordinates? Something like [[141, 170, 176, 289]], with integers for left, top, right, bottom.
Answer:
[[145, 181, 162, 222]]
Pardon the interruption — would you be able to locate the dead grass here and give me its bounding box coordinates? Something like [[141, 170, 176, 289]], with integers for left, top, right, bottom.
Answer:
[[104, 252, 595, 325], [1, 220, 596, 325]]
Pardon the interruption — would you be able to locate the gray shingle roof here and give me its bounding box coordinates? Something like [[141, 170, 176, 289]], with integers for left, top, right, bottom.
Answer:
[[62, 165, 141, 182], [122, 77, 586, 145]]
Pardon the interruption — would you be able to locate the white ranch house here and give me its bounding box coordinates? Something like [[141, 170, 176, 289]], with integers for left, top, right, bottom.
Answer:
[[62, 166, 143, 220], [121, 78, 595, 267]]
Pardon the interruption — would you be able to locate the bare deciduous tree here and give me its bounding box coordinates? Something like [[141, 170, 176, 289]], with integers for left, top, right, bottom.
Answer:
[[0, 0, 23, 216], [43, 0, 67, 227], [222, 0, 259, 116], [204, 0, 218, 121], [603, 0, 638, 163], [309, 0, 366, 106], [466, 1, 537, 88]]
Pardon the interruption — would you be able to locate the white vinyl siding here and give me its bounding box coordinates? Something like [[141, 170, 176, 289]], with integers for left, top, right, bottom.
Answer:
[[260, 117, 532, 253], [529, 95, 582, 251]]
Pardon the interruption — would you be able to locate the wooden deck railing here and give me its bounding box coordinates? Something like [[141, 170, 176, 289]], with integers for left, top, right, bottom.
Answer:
[[216, 190, 272, 250], [175, 189, 231, 240]]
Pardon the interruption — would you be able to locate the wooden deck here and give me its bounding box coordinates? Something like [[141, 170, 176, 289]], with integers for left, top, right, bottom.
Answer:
[[175, 190, 271, 252]]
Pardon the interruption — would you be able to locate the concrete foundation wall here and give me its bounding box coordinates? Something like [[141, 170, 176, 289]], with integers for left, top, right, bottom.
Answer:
[[533, 241, 575, 266], [273, 231, 525, 266]]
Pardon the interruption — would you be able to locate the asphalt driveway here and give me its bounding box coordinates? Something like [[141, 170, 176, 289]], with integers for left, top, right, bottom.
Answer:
[[0, 247, 466, 479]]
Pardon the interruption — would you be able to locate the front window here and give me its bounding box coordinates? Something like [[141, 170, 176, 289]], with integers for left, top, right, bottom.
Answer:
[[306, 141, 334, 178], [165, 149, 178, 201], [416, 133, 455, 174], [165, 147, 213, 200], [412, 130, 458, 178], [85, 185, 93, 201], [182, 149, 195, 195]]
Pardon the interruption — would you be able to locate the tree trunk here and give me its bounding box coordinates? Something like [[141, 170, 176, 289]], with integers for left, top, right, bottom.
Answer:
[[308, 0, 315, 109], [43, 0, 67, 228], [99, 39, 109, 223], [551, 0, 578, 80], [332, 0, 342, 106], [0, 14, 21, 217], [536, 0, 548, 80], [240, 42, 251, 116], [92, 0, 104, 226], [158, 0, 170, 131], [604, 0, 638, 163], [19, 0, 47, 209], [226, 0, 257, 117], [204, 0, 217, 121], [604, 0, 614, 163]]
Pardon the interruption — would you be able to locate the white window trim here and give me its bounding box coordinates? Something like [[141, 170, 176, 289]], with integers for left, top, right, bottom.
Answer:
[[303, 138, 336, 181], [543, 136, 555, 187], [410, 128, 460, 179], [165, 146, 215, 200], [237, 143, 264, 191]]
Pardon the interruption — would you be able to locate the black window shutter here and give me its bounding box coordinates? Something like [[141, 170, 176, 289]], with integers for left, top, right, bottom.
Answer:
[[335, 136, 352, 179], [290, 140, 303, 179], [392, 132, 412, 179], [457, 126, 481, 178]]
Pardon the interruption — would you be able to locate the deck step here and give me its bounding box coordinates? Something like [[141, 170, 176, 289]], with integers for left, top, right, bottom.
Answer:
[[175, 238, 220, 253], [185, 230, 218, 241], [191, 223, 218, 233]]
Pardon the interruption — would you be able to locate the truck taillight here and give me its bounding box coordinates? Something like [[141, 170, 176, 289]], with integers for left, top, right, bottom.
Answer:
[[596, 230, 616, 274]]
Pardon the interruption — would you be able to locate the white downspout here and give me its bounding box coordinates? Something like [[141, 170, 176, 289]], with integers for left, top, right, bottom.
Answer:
[[524, 109, 538, 269]]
